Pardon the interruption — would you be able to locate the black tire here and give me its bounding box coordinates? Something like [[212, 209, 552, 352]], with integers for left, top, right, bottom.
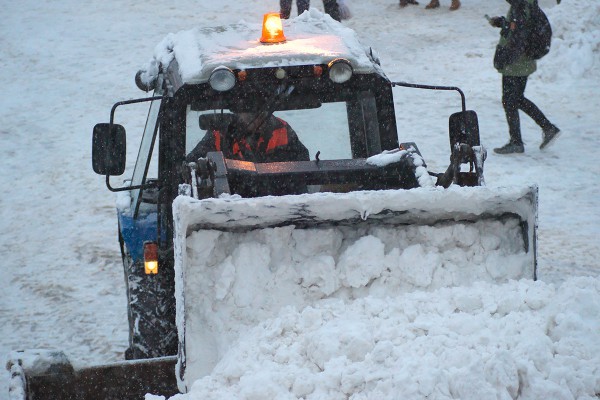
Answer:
[[119, 233, 177, 360]]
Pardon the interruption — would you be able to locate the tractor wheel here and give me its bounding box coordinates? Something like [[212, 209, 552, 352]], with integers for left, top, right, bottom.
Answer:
[[119, 236, 177, 360]]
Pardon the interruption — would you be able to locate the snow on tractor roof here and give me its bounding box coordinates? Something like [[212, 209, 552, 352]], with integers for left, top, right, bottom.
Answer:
[[140, 9, 378, 86]]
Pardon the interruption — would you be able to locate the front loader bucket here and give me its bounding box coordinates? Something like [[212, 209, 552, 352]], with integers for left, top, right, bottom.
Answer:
[[172, 185, 537, 392], [6, 350, 178, 400]]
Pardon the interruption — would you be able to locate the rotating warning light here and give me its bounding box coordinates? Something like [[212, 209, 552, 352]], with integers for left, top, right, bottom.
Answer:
[[144, 241, 159, 275], [260, 12, 286, 44]]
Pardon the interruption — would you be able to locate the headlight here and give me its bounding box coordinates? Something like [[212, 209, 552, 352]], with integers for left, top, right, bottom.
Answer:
[[209, 66, 236, 91], [328, 59, 353, 83]]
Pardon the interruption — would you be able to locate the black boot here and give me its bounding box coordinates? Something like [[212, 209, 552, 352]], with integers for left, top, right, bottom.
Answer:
[[494, 141, 525, 154], [400, 0, 419, 7], [540, 125, 560, 150]]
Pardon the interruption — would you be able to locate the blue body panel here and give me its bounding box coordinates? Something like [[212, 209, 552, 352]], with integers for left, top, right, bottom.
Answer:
[[118, 207, 159, 263]]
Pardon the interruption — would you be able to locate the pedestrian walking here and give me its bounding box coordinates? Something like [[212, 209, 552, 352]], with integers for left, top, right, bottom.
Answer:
[[489, 0, 560, 154]]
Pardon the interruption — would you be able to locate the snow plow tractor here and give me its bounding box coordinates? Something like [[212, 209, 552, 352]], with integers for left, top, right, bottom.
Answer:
[[8, 10, 537, 400]]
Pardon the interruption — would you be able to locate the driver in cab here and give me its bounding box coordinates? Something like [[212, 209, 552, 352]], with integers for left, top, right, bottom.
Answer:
[[186, 110, 309, 163]]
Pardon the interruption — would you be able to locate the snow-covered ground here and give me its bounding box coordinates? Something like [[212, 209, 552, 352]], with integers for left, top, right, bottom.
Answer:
[[1, 0, 599, 399]]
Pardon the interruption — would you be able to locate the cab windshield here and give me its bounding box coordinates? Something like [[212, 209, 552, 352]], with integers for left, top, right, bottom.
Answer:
[[186, 102, 352, 161], [185, 84, 383, 163]]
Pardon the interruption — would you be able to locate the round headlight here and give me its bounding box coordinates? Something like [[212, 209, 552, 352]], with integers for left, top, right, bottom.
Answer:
[[209, 66, 236, 91], [328, 59, 353, 84]]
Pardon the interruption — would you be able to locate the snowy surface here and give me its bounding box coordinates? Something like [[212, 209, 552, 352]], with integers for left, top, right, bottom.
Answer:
[[1, 0, 599, 399]]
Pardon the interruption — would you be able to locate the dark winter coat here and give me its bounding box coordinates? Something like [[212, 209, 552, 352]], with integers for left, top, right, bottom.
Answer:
[[494, 0, 537, 76], [186, 115, 310, 163]]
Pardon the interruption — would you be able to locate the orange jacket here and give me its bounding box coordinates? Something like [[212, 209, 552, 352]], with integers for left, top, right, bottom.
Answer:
[[187, 116, 309, 163]]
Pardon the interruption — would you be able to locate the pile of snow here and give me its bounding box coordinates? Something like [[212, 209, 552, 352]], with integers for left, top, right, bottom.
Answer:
[[152, 277, 599, 400], [539, 0, 600, 81], [172, 187, 538, 391], [180, 217, 527, 381]]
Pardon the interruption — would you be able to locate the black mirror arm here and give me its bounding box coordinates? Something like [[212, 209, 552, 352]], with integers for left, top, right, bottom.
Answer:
[[105, 95, 164, 192], [109, 95, 164, 132], [105, 175, 157, 192], [391, 81, 466, 112], [106, 96, 164, 154], [110, 96, 164, 121]]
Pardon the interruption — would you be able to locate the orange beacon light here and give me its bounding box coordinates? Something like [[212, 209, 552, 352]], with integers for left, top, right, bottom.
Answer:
[[260, 12, 286, 44]]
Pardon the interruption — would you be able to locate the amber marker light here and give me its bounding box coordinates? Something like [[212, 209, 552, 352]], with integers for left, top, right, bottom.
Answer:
[[314, 65, 323, 77], [260, 12, 286, 44], [144, 241, 159, 275]]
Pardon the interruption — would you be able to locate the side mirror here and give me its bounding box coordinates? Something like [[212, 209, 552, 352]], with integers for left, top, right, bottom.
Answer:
[[449, 110, 480, 149], [92, 123, 126, 175]]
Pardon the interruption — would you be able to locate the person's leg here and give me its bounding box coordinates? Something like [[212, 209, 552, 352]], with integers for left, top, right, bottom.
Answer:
[[503, 75, 525, 145], [280, 0, 292, 19], [495, 75, 525, 154], [297, 0, 310, 15], [516, 76, 561, 149], [517, 77, 556, 130], [322, 0, 341, 21]]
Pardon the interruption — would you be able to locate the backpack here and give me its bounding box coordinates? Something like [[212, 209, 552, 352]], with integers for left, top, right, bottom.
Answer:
[[525, 0, 552, 60]]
